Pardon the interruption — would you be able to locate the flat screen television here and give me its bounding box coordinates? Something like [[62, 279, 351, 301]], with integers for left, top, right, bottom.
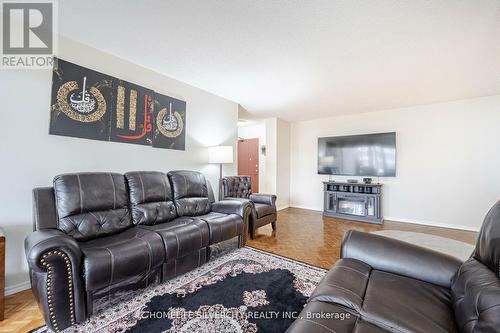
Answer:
[[318, 132, 396, 176]]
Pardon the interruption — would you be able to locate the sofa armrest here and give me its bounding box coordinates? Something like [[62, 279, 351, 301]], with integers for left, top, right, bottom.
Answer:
[[212, 199, 252, 218], [25, 229, 86, 330], [249, 193, 277, 206], [341, 230, 462, 288]]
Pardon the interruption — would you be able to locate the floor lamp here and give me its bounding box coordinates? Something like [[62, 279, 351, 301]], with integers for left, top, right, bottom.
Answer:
[[208, 146, 234, 200]]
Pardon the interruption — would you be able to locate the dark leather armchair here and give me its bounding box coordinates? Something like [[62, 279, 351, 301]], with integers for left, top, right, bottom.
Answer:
[[221, 176, 277, 239], [25, 171, 252, 332], [287, 201, 500, 333]]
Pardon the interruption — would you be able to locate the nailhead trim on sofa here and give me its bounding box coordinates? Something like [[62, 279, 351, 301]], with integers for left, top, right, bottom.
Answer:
[[40, 250, 75, 332]]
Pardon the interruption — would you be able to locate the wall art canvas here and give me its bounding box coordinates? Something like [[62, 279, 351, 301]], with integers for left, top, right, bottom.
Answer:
[[49, 58, 114, 141], [110, 80, 154, 146], [49, 57, 187, 151], [152, 93, 186, 150]]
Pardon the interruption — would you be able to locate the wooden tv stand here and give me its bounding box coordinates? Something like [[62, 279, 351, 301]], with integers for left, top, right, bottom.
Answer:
[[323, 181, 383, 224]]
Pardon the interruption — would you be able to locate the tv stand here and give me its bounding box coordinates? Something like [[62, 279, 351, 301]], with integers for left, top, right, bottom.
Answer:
[[323, 181, 383, 224]]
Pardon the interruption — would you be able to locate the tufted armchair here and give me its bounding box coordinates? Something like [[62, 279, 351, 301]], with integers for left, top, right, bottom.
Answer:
[[221, 176, 277, 239]]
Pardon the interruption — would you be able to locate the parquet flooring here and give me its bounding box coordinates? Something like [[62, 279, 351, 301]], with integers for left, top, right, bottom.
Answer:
[[246, 207, 477, 270], [0, 290, 44, 333], [0, 208, 478, 332]]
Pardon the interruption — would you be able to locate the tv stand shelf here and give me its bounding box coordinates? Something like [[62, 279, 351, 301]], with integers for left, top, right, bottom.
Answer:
[[323, 181, 383, 224]]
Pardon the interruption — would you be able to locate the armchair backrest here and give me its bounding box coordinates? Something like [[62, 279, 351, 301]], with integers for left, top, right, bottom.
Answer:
[[451, 200, 500, 333], [52, 172, 133, 241], [222, 176, 252, 199]]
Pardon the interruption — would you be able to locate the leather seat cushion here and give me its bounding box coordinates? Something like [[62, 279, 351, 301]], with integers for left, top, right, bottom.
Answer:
[[362, 270, 457, 333], [288, 301, 388, 333], [139, 218, 210, 261], [80, 227, 165, 291], [196, 212, 243, 244], [254, 203, 276, 218], [307, 259, 457, 333]]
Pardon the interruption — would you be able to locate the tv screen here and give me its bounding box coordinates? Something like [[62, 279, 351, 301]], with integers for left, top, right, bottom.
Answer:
[[318, 132, 396, 176]]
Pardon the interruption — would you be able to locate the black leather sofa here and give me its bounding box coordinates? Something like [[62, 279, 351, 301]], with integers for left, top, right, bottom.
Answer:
[[25, 170, 252, 332], [287, 201, 500, 333], [221, 176, 277, 239]]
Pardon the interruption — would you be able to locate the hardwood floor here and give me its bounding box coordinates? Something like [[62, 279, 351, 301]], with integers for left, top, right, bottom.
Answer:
[[0, 290, 44, 333], [0, 208, 477, 332]]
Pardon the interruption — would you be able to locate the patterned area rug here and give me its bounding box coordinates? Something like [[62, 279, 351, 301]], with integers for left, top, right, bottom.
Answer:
[[32, 247, 326, 333]]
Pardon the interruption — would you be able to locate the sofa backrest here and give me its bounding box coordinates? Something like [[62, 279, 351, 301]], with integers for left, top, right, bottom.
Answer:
[[168, 170, 212, 216], [451, 200, 500, 333], [125, 171, 177, 225], [222, 176, 252, 199], [53, 172, 132, 241]]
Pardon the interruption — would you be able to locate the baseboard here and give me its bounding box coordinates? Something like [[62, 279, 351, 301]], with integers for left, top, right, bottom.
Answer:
[[5, 280, 31, 296], [288, 205, 322, 212], [277, 205, 290, 211], [384, 216, 480, 232]]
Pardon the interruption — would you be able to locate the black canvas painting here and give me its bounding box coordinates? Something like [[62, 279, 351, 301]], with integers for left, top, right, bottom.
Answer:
[[152, 93, 186, 150], [49, 58, 114, 141], [49, 57, 187, 150], [110, 80, 154, 146]]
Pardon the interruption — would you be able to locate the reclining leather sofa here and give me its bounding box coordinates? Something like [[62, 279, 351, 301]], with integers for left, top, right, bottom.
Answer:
[[25, 170, 252, 332], [287, 201, 500, 333], [221, 176, 277, 239]]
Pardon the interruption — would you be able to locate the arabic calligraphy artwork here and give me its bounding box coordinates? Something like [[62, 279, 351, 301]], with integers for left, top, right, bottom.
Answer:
[[110, 80, 154, 146], [153, 93, 186, 150], [49, 58, 187, 150], [50, 58, 113, 141]]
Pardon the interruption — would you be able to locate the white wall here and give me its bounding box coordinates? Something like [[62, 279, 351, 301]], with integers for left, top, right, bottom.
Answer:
[[0, 36, 238, 294], [290, 95, 500, 231], [276, 118, 291, 210], [237, 122, 267, 192], [263, 118, 291, 210]]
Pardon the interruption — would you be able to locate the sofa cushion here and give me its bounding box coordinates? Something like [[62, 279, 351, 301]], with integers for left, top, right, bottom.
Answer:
[[168, 171, 212, 216], [254, 203, 276, 218], [138, 218, 210, 261], [196, 212, 244, 244], [125, 171, 177, 225], [53, 172, 132, 241], [451, 258, 500, 333], [80, 227, 164, 291], [307, 260, 457, 333], [362, 270, 457, 333], [287, 301, 388, 333]]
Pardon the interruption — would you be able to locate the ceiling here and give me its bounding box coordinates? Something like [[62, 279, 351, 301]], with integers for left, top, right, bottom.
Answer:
[[58, 0, 500, 122]]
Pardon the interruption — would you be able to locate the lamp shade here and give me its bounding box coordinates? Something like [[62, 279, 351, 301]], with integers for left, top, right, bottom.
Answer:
[[208, 146, 234, 164]]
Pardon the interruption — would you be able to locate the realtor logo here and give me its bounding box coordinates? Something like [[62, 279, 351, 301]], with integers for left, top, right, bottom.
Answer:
[[1, 0, 56, 69]]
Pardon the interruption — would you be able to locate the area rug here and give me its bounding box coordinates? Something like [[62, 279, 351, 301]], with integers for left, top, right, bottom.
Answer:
[[31, 247, 326, 333], [370, 230, 474, 261]]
